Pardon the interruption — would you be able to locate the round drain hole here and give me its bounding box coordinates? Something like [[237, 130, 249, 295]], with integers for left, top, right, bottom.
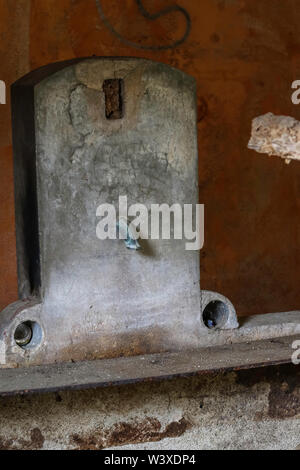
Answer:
[[14, 321, 43, 350], [202, 300, 229, 329]]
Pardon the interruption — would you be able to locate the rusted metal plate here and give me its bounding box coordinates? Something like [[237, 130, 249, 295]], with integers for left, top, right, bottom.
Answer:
[[0, 335, 297, 397]]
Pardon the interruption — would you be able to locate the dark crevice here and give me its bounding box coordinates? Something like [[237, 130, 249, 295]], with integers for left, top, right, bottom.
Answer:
[[103, 79, 124, 120]]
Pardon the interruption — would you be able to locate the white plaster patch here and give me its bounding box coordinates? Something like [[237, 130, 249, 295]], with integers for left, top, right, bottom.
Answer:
[[248, 112, 300, 164]]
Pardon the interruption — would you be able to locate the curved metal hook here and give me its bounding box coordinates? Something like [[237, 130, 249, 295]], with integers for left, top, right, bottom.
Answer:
[[95, 0, 191, 51]]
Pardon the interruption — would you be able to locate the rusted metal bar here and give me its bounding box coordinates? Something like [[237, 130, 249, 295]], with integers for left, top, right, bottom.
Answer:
[[0, 335, 297, 397]]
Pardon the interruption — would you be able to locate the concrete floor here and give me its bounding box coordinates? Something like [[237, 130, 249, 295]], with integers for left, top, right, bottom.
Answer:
[[0, 363, 299, 450]]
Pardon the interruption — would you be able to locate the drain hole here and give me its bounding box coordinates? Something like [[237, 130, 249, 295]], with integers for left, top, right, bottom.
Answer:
[[202, 301, 229, 329], [14, 321, 42, 350]]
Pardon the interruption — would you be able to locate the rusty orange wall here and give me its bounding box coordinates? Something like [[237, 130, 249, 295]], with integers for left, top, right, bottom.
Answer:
[[1, 0, 300, 316]]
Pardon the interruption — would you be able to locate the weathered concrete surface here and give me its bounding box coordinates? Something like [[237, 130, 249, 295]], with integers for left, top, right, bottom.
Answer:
[[32, 58, 202, 360], [248, 113, 300, 164], [1, 57, 240, 368], [0, 364, 299, 450], [1, 58, 239, 368]]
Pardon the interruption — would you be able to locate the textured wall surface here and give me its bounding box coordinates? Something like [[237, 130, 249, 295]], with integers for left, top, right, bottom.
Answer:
[[0, 364, 299, 450], [1, 0, 300, 316], [1, 0, 300, 450]]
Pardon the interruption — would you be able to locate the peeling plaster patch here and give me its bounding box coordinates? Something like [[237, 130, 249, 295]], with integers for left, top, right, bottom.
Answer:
[[248, 112, 300, 164]]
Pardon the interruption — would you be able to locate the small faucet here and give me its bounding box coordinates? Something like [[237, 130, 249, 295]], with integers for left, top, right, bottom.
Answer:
[[117, 218, 141, 251]]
